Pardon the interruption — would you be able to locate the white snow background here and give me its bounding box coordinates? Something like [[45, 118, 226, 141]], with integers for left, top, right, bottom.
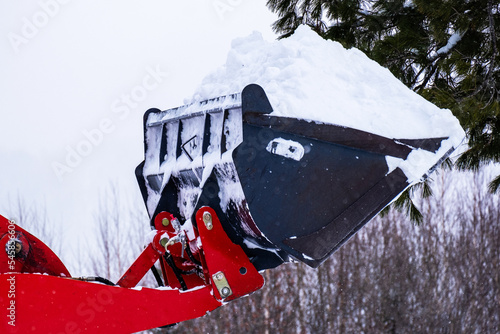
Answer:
[[0, 1, 278, 274]]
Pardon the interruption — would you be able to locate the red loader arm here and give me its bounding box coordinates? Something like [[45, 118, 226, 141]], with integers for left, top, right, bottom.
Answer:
[[0, 208, 264, 333]]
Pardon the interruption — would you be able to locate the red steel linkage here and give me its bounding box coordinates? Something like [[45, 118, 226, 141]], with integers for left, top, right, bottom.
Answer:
[[0, 208, 264, 333]]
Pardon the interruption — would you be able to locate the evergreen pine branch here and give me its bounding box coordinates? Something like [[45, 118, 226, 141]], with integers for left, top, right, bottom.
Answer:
[[440, 157, 454, 171], [489, 174, 500, 193], [471, 0, 497, 100], [392, 187, 423, 225]]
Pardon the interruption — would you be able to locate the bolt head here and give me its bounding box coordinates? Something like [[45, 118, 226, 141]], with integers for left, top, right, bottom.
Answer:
[[221, 287, 231, 297], [14, 242, 22, 254], [162, 218, 170, 227], [160, 237, 169, 247], [203, 212, 213, 230], [203, 212, 212, 222]]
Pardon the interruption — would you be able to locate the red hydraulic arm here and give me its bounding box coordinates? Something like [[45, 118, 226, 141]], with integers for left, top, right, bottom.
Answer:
[[0, 207, 264, 333]]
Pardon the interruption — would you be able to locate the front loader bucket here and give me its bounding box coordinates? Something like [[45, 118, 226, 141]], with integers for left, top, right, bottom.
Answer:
[[137, 84, 455, 268]]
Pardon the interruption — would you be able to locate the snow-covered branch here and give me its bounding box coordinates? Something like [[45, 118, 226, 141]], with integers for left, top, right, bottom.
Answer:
[[436, 32, 463, 55]]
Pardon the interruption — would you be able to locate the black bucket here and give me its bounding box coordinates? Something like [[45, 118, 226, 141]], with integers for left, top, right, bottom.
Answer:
[[136, 84, 448, 269]]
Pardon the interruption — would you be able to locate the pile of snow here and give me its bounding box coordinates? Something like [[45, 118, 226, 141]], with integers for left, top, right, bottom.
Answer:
[[189, 25, 465, 183]]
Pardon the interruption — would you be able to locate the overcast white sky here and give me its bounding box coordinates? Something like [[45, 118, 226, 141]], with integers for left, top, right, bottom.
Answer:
[[0, 1, 278, 268]]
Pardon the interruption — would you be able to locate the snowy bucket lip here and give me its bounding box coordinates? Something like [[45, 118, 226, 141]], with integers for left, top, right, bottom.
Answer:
[[146, 94, 242, 127]]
